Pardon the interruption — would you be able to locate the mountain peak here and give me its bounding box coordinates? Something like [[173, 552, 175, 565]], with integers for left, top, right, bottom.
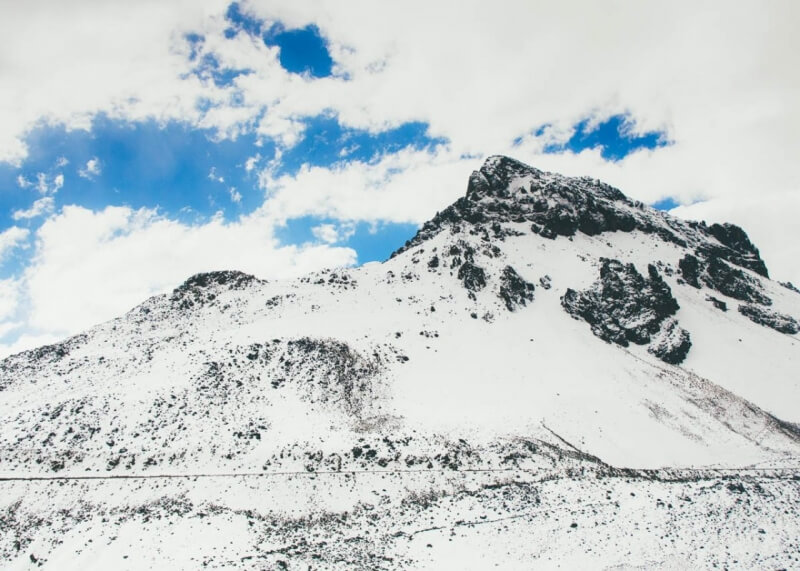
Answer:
[[393, 155, 768, 279]]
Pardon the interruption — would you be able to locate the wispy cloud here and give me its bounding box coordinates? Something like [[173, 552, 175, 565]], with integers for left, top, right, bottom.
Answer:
[[311, 222, 356, 245], [0, 227, 29, 262], [12, 197, 55, 220], [78, 157, 101, 179]]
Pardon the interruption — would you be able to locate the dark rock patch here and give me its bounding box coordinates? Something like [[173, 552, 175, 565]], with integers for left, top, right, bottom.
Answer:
[[498, 266, 535, 311], [678, 254, 771, 306], [704, 258, 771, 305], [705, 296, 728, 312], [562, 259, 690, 363], [171, 271, 264, 310], [738, 305, 799, 335], [390, 157, 770, 288], [458, 262, 487, 292], [780, 281, 800, 294], [707, 223, 769, 277], [648, 319, 692, 364], [678, 254, 702, 288]]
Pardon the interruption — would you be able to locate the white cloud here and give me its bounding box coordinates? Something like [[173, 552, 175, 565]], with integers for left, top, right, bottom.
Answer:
[[0, 226, 29, 262], [12, 196, 55, 220], [78, 157, 101, 179], [244, 153, 261, 172], [0, 279, 22, 322], [311, 222, 355, 245], [0, 332, 62, 360], [19, 205, 355, 335], [28, 172, 63, 195], [260, 146, 474, 225], [229, 187, 242, 203]]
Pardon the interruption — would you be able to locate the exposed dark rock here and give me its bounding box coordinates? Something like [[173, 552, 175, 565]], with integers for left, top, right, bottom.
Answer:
[[678, 254, 771, 306], [562, 259, 689, 363], [704, 258, 771, 305], [498, 266, 535, 311], [539, 275, 552, 290], [705, 296, 728, 312], [647, 319, 692, 364], [738, 305, 800, 335], [171, 271, 264, 310], [678, 254, 702, 288], [458, 262, 487, 292], [707, 223, 769, 277], [175, 270, 261, 293], [780, 281, 800, 294], [390, 156, 770, 284]]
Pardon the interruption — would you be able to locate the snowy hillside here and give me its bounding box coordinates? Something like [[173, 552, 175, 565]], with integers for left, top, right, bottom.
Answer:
[[2, 156, 799, 569]]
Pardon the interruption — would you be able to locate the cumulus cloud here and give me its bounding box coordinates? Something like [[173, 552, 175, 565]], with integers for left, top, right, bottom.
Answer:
[[0, 279, 22, 322], [260, 146, 475, 224], [12, 196, 55, 220], [17, 205, 354, 336]]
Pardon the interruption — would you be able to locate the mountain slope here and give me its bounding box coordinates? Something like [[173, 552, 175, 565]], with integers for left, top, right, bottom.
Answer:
[[2, 156, 800, 569]]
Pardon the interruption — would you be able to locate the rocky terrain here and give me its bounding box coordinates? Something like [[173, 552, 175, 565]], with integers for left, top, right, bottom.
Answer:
[[2, 155, 799, 569]]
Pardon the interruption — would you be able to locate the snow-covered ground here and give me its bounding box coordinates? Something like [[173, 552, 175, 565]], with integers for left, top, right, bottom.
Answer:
[[2, 156, 799, 568]]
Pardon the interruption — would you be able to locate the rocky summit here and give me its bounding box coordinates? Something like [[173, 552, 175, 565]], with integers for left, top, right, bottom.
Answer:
[[2, 156, 800, 569]]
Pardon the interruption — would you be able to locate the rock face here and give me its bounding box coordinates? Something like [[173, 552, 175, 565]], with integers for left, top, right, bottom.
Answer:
[[679, 254, 770, 305], [561, 259, 690, 363], [457, 261, 487, 293], [498, 266, 535, 311], [394, 156, 770, 276], [738, 304, 800, 335], [706, 222, 769, 277], [648, 318, 693, 364], [170, 270, 264, 310]]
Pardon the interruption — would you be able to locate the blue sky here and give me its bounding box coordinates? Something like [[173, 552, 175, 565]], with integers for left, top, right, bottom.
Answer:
[[1, 107, 669, 274], [2, 0, 796, 355]]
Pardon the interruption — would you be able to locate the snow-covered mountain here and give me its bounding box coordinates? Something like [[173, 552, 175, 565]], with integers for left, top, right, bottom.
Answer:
[[2, 156, 799, 569]]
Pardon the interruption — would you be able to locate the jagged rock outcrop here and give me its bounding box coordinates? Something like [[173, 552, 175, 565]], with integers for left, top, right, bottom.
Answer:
[[781, 281, 800, 294], [738, 304, 800, 335], [498, 266, 535, 311], [393, 157, 770, 288], [647, 318, 692, 364], [561, 259, 691, 363], [170, 270, 264, 309], [458, 262, 487, 293], [679, 254, 770, 305], [706, 223, 769, 277]]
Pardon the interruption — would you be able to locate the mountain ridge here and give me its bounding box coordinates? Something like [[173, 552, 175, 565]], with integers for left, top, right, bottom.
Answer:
[[2, 155, 800, 569]]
